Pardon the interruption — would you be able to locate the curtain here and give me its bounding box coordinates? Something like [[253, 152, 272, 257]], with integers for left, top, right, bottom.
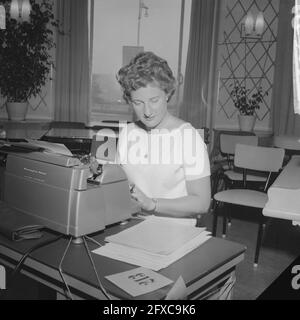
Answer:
[[272, 0, 300, 135], [54, 0, 90, 123], [179, 0, 221, 132], [294, 0, 300, 115]]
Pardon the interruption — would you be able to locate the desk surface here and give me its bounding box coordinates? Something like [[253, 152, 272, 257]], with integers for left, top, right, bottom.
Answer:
[[273, 135, 300, 151], [44, 128, 97, 139], [0, 121, 121, 141], [0, 218, 245, 300], [0, 122, 51, 140], [214, 128, 273, 137]]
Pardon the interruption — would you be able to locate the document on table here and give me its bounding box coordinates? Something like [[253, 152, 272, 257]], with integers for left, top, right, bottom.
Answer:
[[92, 215, 211, 271], [140, 214, 197, 227], [105, 267, 173, 297], [105, 216, 205, 255]]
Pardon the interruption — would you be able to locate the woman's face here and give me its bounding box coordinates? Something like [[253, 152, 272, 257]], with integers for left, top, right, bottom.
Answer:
[[130, 83, 169, 130]]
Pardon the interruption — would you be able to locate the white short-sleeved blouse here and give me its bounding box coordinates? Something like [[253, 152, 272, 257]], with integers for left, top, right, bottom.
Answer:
[[117, 122, 211, 199]]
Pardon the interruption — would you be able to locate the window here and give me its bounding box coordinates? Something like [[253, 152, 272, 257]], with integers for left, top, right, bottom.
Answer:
[[90, 0, 191, 122]]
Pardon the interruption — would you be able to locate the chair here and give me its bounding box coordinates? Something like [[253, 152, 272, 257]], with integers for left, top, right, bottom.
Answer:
[[210, 130, 256, 165], [217, 134, 267, 226], [220, 134, 267, 187], [212, 144, 285, 266]]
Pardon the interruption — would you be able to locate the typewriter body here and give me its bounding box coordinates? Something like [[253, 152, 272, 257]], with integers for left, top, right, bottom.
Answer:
[[3, 152, 133, 238]]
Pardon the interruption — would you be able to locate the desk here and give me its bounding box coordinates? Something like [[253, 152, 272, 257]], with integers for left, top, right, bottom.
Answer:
[[273, 135, 300, 157], [211, 128, 273, 160], [0, 120, 51, 140], [263, 156, 300, 223], [0, 215, 245, 300]]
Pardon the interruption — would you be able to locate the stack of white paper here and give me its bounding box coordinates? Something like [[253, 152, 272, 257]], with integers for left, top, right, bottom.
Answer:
[[92, 215, 211, 271]]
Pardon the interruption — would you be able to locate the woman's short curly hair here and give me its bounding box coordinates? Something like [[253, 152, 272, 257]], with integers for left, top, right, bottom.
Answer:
[[117, 51, 176, 104]]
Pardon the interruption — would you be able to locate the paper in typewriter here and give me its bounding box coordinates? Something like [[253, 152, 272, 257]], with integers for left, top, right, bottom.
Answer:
[[25, 139, 73, 156]]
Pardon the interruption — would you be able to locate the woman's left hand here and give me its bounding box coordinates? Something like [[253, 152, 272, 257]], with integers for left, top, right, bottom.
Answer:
[[130, 185, 156, 211]]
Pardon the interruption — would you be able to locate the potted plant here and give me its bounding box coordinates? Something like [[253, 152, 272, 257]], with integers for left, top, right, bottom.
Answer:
[[0, 0, 57, 120], [230, 81, 268, 131]]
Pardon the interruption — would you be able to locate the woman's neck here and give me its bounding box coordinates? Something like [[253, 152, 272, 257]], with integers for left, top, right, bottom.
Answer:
[[154, 112, 173, 130], [136, 112, 173, 132]]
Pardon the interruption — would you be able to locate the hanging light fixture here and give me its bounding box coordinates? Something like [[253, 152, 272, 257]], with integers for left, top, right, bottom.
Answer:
[[21, 0, 31, 22], [0, 4, 5, 29], [137, 0, 149, 46], [10, 0, 20, 20], [255, 11, 265, 36], [244, 11, 254, 35], [10, 0, 31, 22], [241, 11, 265, 39]]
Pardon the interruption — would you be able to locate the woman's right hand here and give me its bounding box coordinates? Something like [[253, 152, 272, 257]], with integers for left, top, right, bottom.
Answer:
[[130, 184, 156, 212]]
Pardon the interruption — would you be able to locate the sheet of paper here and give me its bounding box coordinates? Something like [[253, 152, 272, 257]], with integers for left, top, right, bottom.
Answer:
[[93, 232, 211, 271], [165, 276, 187, 300], [142, 215, 197, 227], [105, 217, 206, 255], [105, 267, 173, 297], [25, 139, 73, 156]]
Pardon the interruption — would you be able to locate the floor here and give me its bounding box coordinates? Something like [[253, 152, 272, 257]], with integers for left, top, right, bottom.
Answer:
[[208, 205, 300, 300]]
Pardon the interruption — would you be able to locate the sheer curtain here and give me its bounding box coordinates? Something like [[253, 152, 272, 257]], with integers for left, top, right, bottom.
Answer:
[[294, 0, 300, 115], [179, 0, 221, 131], [54, 0, 91, 123], [272, 0, 300, 135]]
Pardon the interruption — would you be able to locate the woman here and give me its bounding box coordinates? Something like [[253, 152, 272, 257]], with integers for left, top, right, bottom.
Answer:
[[116, 51, 211, 220]]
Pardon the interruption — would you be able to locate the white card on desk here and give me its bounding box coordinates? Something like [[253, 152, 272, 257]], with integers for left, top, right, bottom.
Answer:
[[105, 267, 173, 297]]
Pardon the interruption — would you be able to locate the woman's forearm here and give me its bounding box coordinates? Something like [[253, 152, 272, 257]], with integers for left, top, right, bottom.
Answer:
[[154, 195, 211, 218]]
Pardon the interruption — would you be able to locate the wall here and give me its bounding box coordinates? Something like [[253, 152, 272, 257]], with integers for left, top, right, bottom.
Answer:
[[214, 0, 280, 132], [0, 0, 281, 126]]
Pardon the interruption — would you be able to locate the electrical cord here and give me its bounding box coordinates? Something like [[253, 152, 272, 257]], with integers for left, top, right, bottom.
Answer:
[[11, 235, 64, 279], [85, 235, 103, 247], [1, 233, 111, 300], [57, 236, 111, 300], [58, 237, 74, 300], [0, 234, 63, 299], [82, 236, 112, 300]]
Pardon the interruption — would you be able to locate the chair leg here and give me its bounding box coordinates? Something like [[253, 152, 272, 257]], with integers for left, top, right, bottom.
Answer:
[[222, 204, 228, 238], [212, 200, 219, 237], [227, 203, 232, 227], [212, 170, 224, 196], [223, 179, 232, 227], [254, 216, 266, 267]]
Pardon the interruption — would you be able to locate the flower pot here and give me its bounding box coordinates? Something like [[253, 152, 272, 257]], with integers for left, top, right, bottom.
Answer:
[[238, 114, 256, 132], [6, 102, 29, 121]]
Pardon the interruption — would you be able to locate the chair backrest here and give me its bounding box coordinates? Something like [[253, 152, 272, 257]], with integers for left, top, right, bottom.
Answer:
[[234, 144, 285, 172], [220, 134, 258, 155]]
